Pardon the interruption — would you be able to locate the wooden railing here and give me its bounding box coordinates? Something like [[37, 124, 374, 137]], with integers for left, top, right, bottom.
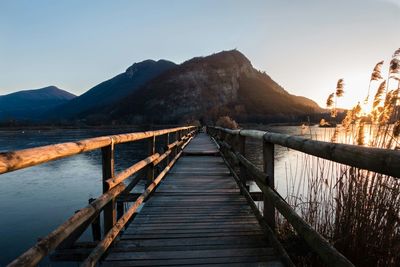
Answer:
[[207, 126, 400, 267], [1, 126, 197, 267]]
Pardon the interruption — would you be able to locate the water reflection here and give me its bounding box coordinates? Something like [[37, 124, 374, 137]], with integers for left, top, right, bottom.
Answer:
[[0, 128, 153, 265]]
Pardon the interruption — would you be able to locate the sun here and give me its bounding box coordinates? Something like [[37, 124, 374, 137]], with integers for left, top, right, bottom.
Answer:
[[361, 100, 373, 116]]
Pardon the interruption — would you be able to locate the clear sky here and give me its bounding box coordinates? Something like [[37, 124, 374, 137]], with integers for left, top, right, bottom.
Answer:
[[1, 0, 399, 108]]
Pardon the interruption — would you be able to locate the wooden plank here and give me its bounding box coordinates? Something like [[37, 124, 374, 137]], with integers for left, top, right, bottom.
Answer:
[[124, 228, 266, 235], [111, 243, 270, 253], [146, 196, 247, 202], [106, 247, 275, 260], [121, 231, 265, 239], [136, 212, 253, 217], [115, 236, 269, 247], [103, 256, 282, 266], [126, 222, 260, 229], [132, 218, 259, 224]]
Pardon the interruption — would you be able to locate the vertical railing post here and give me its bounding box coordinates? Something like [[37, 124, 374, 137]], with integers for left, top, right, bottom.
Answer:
[[263, 138, 276, 230], [147, 135, 156, 187], [102, 141, 116, 235], [172, 131, 177, 157], [237, 133, 249, 191], [177, 130, 182, 151], [89, 198, 101, 241], [166, 133, 170, 165], [117, 201, 124, 221]]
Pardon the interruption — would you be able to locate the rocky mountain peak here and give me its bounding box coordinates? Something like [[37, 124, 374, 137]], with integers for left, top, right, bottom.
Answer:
[[109, 50, 321, 124], [125, 59, 176, 78]]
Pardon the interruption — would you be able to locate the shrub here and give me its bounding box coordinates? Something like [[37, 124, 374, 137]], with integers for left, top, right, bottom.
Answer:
[[215, 116, 239, 129]]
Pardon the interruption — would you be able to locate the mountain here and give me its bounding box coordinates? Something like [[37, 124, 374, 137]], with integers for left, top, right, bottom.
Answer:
[[4, 51, 321, 125], [49, 59, 177, 119], [106, 50, 321, 124], [0, 86, 76, 121]]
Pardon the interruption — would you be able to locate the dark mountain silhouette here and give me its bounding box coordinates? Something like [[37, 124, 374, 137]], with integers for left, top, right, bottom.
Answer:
[[106, 50, 321, 124], [49, 59, 177, 119], [3, 51, 322, 125], [0, 86, 76, 121]]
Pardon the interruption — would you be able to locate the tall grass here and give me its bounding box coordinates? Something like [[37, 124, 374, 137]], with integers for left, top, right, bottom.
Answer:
[[278, 48, 400, 266]]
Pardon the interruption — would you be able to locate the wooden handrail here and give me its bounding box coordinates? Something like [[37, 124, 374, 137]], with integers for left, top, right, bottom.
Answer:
[[0, 126, 195, 175], [105, 153, 160, 190], [210, 126, 400, 178], [207, 126, 358, 267], [82, 143, 188, 267], [5, 126, 197, 267], [224, 149, 354, 266], [7, 183, 126, 267]]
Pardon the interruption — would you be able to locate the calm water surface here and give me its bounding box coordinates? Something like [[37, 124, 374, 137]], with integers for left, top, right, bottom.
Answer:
[[0, 126, 331, 265]]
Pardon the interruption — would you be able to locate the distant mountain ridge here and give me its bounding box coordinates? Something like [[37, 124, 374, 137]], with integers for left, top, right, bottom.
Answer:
[[107, 50, 321, 124], [1, 50, 322, 125], [0, 86, 76, 121], [49, 59, 177, 119]]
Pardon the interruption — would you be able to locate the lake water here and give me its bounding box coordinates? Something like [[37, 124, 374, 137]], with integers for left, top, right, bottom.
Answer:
[[0, 125, 332, 265]]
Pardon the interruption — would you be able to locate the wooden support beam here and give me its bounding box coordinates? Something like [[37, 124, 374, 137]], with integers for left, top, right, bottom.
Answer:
[[146, 136, 156, 187], [165, 133, 170, 165], [89, 198, 101, 241], [102, 143, 116, 235], [116, 202, 124, 221], [237, 135, 248, 191], [104, 153, 160, 190], [263, 140, 276, 230]]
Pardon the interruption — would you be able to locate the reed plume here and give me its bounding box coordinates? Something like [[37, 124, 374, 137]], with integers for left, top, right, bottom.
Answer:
[[379, 90, 394, 124], [364, 61, 385, 104], [393, 47, 400, 58], [291, 48, 400, 267], [390, 48, 400, 79], [373, 80, 386, 110], [326, 93, 335, 108], [370, 61, 384, 81], [341, 109, 353, 132], [390, 58, 400, 76], [336, 79, 345, 97], [353, 102, 362, 120]]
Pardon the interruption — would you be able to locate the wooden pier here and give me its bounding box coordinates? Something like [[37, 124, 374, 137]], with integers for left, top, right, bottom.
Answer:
[[103, 133, 285, 266], [1, 126, 399, 267]]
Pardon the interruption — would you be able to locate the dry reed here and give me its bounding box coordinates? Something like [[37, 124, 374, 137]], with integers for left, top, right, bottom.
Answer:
[[277, 48, 400, 266]]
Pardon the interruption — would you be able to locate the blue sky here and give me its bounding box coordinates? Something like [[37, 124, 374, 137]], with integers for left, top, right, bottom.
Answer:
[[1, 0, 399, 108]]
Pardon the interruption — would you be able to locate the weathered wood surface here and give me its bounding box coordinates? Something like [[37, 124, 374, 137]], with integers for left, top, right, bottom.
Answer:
[[0, 126, 195, 175], [103, 133, 285, 266], [209, 127, 354, 267]]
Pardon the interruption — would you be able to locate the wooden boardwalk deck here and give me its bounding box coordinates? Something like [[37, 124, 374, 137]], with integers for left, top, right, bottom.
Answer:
[[103, 133, 284, 266]]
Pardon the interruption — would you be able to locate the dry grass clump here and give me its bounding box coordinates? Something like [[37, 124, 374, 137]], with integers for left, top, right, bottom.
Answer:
[[278, 48, 400, 266], [215, 116, 239, 129]]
